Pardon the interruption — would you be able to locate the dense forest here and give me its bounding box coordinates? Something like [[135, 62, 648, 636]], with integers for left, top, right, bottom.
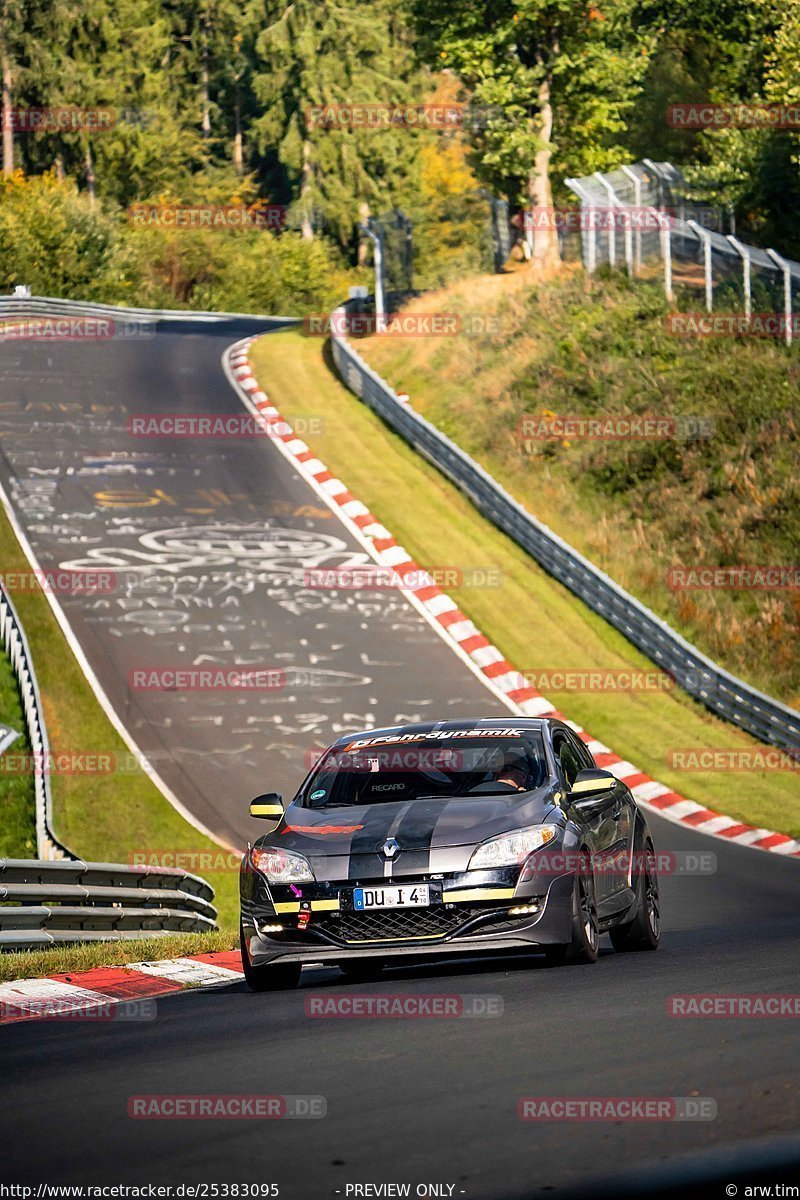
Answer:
[[2, 0, 799, 310]]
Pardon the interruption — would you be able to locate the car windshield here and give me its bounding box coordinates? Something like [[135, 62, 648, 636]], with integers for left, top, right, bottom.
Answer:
[[301, 731, 547, 808]]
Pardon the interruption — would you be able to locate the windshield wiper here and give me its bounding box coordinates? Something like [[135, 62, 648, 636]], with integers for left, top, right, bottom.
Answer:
[[311, 800, 368, 808]]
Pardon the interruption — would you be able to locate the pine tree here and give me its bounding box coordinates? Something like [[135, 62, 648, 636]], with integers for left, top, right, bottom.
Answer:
[[252, 0, 421, 246], [0, 0, 65, 176], [16, 0, 204, 205]]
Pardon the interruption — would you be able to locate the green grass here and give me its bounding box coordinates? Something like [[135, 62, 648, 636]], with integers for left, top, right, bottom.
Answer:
[[0, 636, 37, 858], [0, 507, 239, 933], [248, 328, 800, 838], [0, 930, 237, 985], [357, 270, 800, 709]]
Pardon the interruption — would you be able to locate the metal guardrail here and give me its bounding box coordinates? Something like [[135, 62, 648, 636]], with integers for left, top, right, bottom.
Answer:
[[4, 293, 796, 753], [330, 304, 800, 753], [0, 293, 300, 327], [0, 858, 217, 950], [0, 578, 71, 860], [0, 504, 219, 942], [0, 291, 293, 865]]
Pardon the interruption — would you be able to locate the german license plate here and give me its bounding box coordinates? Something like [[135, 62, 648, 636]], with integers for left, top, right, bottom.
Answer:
[[353, 885, 430, 910]]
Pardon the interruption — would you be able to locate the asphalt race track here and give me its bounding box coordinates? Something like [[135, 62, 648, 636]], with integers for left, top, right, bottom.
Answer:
[[1, 322, 799, 1197], [0, 319, 509, 848], [2, 818, 799, 1196]]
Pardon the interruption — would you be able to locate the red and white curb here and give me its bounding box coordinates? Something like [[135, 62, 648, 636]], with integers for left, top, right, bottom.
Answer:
[[0, 951, 244, 1026], [224, 338, 800, 862]]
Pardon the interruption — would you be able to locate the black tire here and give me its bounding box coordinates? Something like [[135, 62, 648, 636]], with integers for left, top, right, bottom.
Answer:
[[240, 924, 302, 992], [610, 840, 661, 952], [339, 959, 385, 981], [544, 853, 599, 966]]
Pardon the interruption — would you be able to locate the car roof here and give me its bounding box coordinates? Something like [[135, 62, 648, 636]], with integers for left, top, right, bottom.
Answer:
[[331, 716, 561, 748]]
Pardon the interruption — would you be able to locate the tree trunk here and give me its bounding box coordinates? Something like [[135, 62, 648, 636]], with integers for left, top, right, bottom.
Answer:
[[300, 138, 313, 240], [233, 96, 243, 173], [201, 12, 211, 141], [357, 201, 370, 265], [527, 75, 560, 269], [84, 145, 95, 206], [1, 43, 13, 177], [201, 55, 211, 138]]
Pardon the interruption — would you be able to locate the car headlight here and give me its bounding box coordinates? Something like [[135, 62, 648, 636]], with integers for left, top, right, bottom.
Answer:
[[251, 846, 315, 883], [468, 825, 558, 870]]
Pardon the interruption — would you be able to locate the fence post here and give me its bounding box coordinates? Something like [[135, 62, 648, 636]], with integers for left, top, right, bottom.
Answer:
[[566, 179, 596, 274], [687, 220, 713, 312], [393, 209, 414, 294], [620, 165, 642, 271], [493, 195, 511, 272], [642, 158, 667, 210], [481, 191, 511, 273], [726, 235, 751, 318], [359, 221, 386, 332], [766, 248, 793, 347], [657, 213, 673, 301], [594, 172, 616, 267], [586, 207, 596, 274], [622, 212, 633, 277], [595, 171, 632, 274]]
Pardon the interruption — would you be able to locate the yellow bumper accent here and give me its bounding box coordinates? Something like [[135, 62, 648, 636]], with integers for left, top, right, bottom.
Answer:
[[442, 887, 516, 903], [273, 898, 341, 914]]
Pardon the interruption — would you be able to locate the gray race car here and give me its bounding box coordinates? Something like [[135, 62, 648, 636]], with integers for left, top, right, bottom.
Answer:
[[239, 717, 661, 990]]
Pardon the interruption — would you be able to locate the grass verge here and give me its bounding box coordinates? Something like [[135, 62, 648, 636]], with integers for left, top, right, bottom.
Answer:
[[357, 270, 800, 708], [0, 506, 239, 939], [249, 328, 800, 838], [0, 930, 237, 985], [0, 627, 37, 857]]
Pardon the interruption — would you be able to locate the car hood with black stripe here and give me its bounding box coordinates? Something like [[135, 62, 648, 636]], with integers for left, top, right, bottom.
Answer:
[[262, 789, 563, 881]]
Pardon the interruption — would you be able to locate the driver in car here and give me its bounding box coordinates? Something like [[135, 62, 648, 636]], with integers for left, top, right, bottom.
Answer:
[[495, 749, 530, 792]]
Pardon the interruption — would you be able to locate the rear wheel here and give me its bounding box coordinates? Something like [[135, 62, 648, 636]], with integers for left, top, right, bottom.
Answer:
[[544, 854, 599, 966], [240, 924, 302, 992], [339, 959, 385, 981], [610, 840, 661, 952]]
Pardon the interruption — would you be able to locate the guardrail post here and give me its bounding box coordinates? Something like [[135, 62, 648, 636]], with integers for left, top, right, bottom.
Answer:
[[766, 248, 793, 347], [687, 220, 714, 312], [727, 235, 751, 318]]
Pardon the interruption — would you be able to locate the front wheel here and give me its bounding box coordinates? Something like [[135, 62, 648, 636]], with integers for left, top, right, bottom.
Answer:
[[544, 855, 599, 966], [610, 841, 661, 952], [240, 924, 302, 992]]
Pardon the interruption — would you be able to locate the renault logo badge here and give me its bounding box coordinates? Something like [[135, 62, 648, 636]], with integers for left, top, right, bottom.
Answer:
[[381, 837, 400, 859]]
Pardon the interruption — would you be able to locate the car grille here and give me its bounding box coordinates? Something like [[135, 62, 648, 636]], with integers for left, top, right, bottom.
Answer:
[[316, 907, 478, 944]]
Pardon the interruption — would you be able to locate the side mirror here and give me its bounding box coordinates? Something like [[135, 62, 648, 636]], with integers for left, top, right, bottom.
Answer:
[[250, 792, 284, 819], [570, 769, 616, 798]]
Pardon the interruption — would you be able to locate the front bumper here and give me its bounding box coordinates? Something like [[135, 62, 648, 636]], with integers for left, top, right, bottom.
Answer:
[[241, 871, 574, 968]]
